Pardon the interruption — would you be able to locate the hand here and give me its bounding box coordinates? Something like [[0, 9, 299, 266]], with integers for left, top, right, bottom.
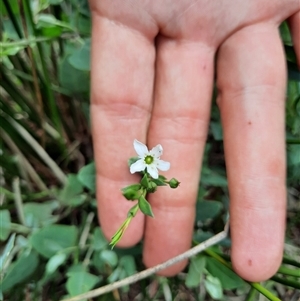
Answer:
[[88, 0, 300, 282]]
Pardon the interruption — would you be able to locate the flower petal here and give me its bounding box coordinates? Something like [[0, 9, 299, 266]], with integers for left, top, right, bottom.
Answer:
[[147, 165, 159, 179], [133, 139, 148, 157], [150, 144, 163, 158], [130, 159, 146, 174], [156, 159, 170, 171]]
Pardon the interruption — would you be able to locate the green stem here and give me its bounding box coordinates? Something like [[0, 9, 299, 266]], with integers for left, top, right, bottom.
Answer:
[[10, 223, 31, 235], [277, 265, 300, 277], [245, 287, 258, 301], [271, 276, 300, 289], [282, 256, 300, 268]]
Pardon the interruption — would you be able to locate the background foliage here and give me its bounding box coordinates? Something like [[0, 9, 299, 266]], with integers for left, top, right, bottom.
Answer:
[[0, 1, 299, 300]]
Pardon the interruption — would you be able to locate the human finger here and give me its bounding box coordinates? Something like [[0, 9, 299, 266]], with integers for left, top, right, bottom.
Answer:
[[217, 24, 287, 282], [143, 37, 216, 276], [89, 8, 157, 246]]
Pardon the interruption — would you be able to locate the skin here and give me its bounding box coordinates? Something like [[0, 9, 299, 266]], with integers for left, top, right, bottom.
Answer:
[[88, 0, 300, 282]]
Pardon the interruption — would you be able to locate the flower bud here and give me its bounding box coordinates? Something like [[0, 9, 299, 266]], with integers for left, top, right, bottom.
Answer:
[[147, 181, 157, 193], [169, 178, 180, 189], [122, 184, 141, 200]]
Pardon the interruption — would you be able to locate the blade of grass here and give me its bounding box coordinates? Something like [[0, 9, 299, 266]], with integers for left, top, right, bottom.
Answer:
[[6, 114, 66, 184], [3, 0, 23, 38], [22, 0, 63, 138], [2, 130, 48, 191], [12, 177, 26, 226]]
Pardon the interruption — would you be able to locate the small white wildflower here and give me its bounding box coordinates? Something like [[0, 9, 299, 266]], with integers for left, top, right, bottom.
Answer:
[[130, 139, 170, 179]]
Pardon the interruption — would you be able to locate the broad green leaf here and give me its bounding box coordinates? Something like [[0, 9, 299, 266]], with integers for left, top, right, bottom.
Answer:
[[37, 14, 73, 31], [138, 196, 154, 217], [77, 162, 96, 192], [59, 174, 87, 206], [206, 257, 244, 290], [185, 256, 206, 288], [0, 210, 11, 241], [68, 39, 91, 71], [66, 271, 99, 298], [204, 274, 223, 300], [200, 167, 228, 187], [30, 224, 78, 258], [196, 201, 223, 222], [119, 255, 136, 276], [23, 201, 59, 227], [59, 54, 90, 94], [46, 253, 68, 275], [1, 250, 39, 293], [100, 250, 118, 267], [92, 228, 108, 251]]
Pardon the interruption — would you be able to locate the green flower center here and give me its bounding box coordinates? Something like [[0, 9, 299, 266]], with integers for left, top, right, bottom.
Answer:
[[144, 155, 154, 165]]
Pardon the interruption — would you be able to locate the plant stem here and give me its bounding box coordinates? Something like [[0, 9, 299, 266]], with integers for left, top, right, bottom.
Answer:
[[277, 265, 300, 277], [3, 0, 23, 38], [271, 276, 300, 289]]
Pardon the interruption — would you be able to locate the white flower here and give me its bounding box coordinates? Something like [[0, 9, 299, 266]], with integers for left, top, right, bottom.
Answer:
[[130, 139, 170, 179]]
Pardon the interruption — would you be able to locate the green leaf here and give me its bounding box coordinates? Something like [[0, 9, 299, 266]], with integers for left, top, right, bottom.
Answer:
[[119, 255, 136, 276], [185, 256, 206, 288], [0, 210, 11, 241], [92, 228, 108, 251], [23, 201, 59, 227], [210, 121, 223, 141], [66, 271, 99, 298], [200, 167, 228, 187], [1, 250, 39, 293], [204, 274, 223, 300], [138, 196, 154, 217], [59, 174, 87, 206], [206, 257, 244, 290], [29, 224, 78, 258], [77, 162, 96, 192], [140, 173, 150, 189], [46, 253, 68, 275], [100, 250, 118, 267], [58, 54, 90, 94], [68, 39, 91, 71], [196, 201, 223, 222]]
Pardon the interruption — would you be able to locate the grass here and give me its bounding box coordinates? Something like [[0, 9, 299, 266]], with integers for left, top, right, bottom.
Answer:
[[0, 1, 300, 300]]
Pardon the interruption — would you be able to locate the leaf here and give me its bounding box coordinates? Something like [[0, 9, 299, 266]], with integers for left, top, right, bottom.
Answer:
[[68, 39, 91, 71], [58, 54, 90, 94], [1, 249, 39, 293], [46, 253, 68, 275], [23, 201, 59, 227], [196, 201, 223, 222], [210, 121, 223, 141], [119, 255, 136, 276], [92, 228, 108, 251], [204, 274, 223, 300], [200, 167, 228, 187], [138, 196, 154, 217], [0, 210, 11, 241], [185, 256, 206, 288], [77, 162, 96, 192], [206, 257, 244, 290], [66, 271, 99, 298], [29, 224, 78, 258], [100, 250, 118, 267], [59, 174, 87, 206]]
